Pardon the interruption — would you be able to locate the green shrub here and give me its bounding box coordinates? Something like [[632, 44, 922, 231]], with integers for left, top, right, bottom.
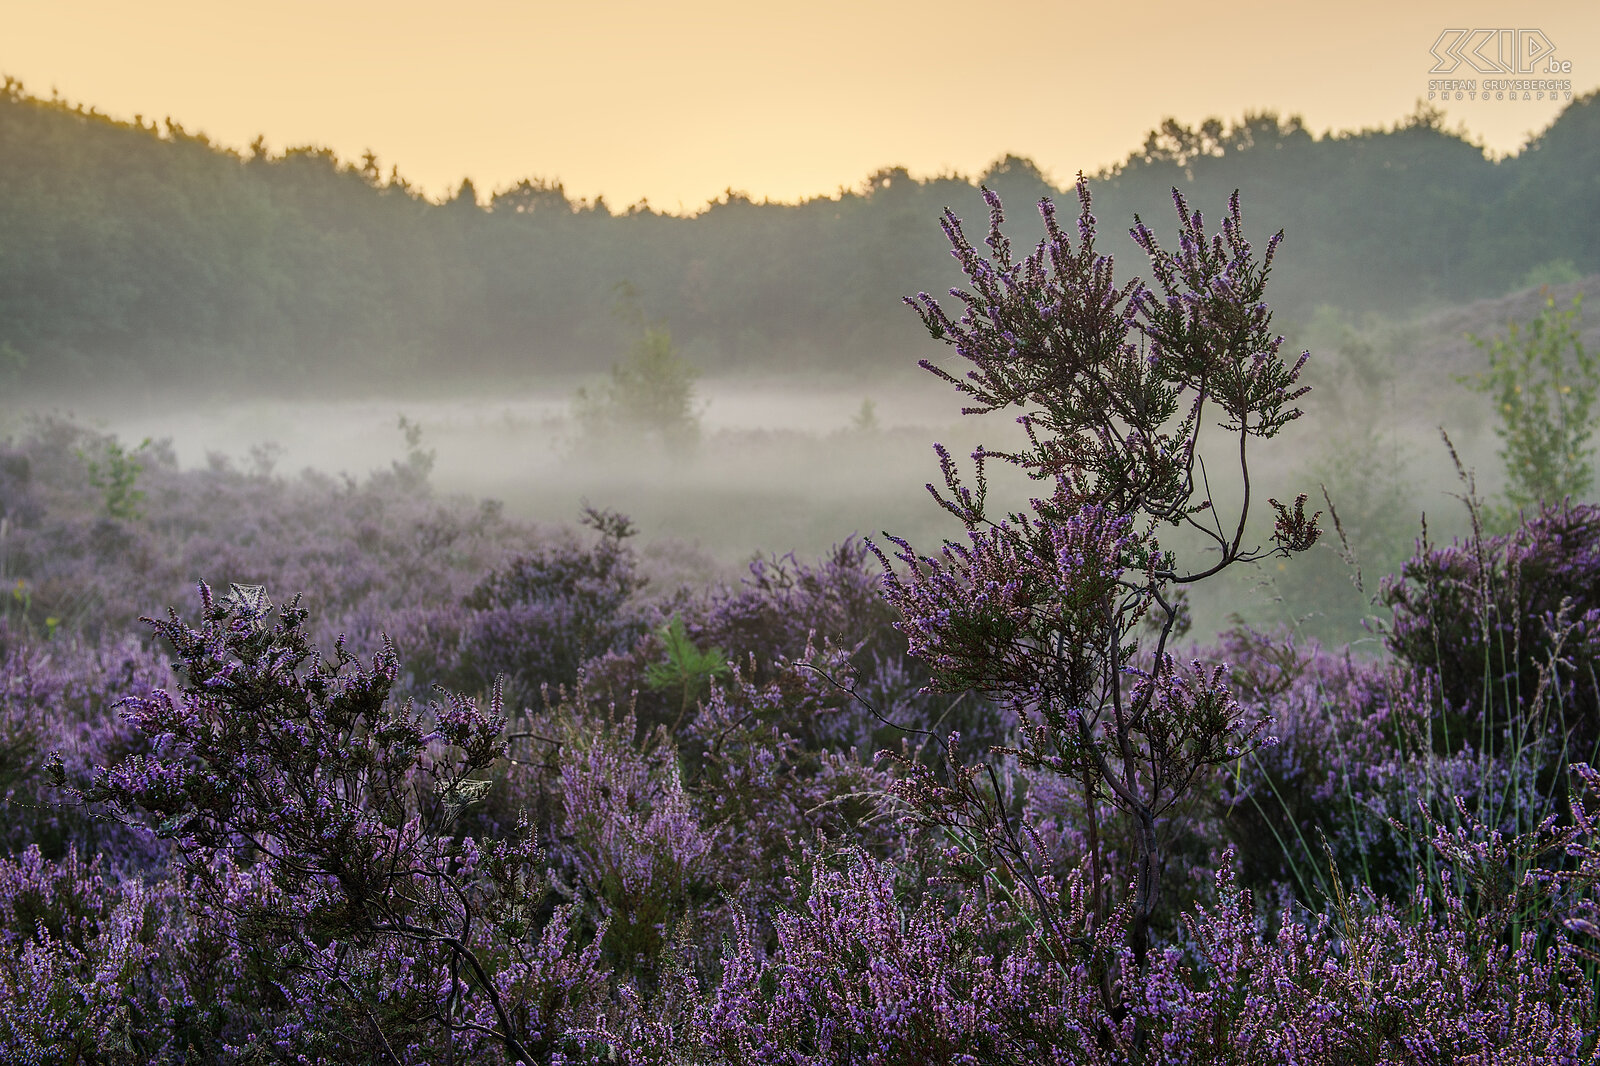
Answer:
[[1461, 294, 1598, 518]]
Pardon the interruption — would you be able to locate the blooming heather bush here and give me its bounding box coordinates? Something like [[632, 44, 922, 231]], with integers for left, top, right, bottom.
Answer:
[[0, 635, 167, 868], [1209, 626, 1561, 907], [1383, 498, 1600, 759], [446, 506, 651, 706], [0, 846, 159, 1063], [0, 416, 553, 649], [15, 554, 1596, 1058], [581, 536, 1001, 766], [697, 844, 1111, 1065], [1218, 494, 1600, 945], [39, 581, 961, 1061], [1209, 628, 1398, 893], [479, 642, 930, 998], [677, 646, 929, 959], [551, 704, 715, 990], [691, 540, 897, 676], [872, 178, 1318, 981], [0, 844, 286, 1061], [61, 583, 620, 1063], [1129, 854, 1593, 1064], [698, 837, 1595, 1064]]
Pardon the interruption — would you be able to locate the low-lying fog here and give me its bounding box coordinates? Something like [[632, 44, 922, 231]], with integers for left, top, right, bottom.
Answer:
[[22, 271, 1595, 653], [29, 350, 1523, 652], [68, 376, 1000, 571]]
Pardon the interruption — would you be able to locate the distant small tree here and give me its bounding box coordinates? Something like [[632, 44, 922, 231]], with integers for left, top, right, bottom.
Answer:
[[850, 397, 880, 433], [574, 285, 703, 452], [79, 437, 150, 520], [393, 415, 435, 493], [1462, 293, 1598, 517]]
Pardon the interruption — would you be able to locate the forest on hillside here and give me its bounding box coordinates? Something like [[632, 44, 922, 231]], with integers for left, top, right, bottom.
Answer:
[[1, 76, 1596, 395]]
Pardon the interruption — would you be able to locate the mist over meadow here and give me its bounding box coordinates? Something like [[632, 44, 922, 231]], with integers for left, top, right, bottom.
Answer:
[[2, 76, 1600, 1063]]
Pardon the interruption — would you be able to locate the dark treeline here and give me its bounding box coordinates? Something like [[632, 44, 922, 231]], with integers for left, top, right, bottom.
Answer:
[[1, 75, 1596, 395]]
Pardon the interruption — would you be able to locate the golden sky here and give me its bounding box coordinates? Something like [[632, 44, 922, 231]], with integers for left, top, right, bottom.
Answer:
[[5, 0, 1597, 212]]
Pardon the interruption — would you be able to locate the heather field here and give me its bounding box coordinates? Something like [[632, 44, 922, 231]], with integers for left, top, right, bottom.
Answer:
[[3, 183, 1600, 1065]]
